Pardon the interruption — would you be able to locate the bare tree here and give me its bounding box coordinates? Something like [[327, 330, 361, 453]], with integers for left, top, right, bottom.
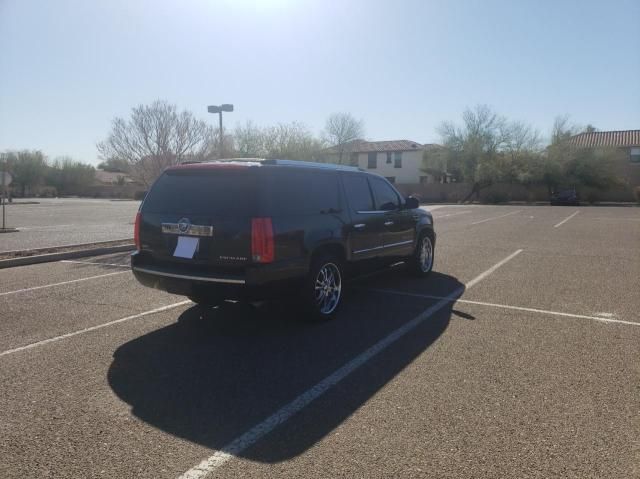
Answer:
[[234, 121, 264, 158], [97, 100, 214, 186], [234, 121, 325, 160], [262, 122, 325, 160], [323, 113, 364, 164]]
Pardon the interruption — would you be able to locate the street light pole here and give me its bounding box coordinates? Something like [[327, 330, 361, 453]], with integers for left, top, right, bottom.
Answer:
[[218, 111, 223, 158], [207, 104, 234, 159]]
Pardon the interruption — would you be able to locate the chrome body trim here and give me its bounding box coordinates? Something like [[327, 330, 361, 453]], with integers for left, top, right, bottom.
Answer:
[[133, 266, 245, 284], [353, 239, 413, 255], [161, 223, 214, 237]]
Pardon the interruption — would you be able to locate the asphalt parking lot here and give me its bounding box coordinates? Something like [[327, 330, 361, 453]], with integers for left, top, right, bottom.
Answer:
[[0, 198, 140, 252], [0, 205, 639, 479]]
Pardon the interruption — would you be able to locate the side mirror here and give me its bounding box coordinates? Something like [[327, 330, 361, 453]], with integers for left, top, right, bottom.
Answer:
[[404, 196, 419, 209]]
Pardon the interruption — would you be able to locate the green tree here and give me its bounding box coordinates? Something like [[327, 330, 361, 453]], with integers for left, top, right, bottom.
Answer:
[[1, 150, 48, 196], [545, 117, 620, 195], [47, 157, 96, 195], [431, 105, 540, 201], [97, 157, 129, 173]]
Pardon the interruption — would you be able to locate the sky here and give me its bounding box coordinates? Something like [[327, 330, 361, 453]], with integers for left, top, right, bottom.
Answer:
[[1, 0, 639, 164]]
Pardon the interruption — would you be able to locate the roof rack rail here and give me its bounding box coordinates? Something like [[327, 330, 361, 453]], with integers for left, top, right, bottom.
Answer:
[[262, 159, 361, 171]]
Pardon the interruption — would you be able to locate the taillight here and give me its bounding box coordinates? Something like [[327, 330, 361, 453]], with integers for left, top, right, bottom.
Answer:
[[251, 217, 274, 263], [134, 212, 142, 250]]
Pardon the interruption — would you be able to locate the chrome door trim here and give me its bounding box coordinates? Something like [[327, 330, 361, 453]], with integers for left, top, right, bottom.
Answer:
[[383, 240, 414, 249], [352, 245, 385, 255]]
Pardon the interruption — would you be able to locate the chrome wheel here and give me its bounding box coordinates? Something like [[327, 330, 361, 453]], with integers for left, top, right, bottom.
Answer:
[[314, 262, 342, 315], [419, 236, 433, 272]]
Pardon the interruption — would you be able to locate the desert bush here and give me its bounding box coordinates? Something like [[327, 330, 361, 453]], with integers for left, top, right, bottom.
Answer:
[[483, 191, 509, 204]]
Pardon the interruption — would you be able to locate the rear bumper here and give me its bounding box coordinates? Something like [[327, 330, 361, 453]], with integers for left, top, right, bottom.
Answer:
[[130, 251, 306, 300]]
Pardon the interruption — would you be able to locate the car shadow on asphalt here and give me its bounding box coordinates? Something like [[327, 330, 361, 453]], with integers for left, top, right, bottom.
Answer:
[[107, 271, 464, 463]]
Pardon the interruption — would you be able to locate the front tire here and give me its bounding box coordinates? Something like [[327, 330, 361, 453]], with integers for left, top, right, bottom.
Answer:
[[301, 254, 344, 321], [407, 232, 434, 277]]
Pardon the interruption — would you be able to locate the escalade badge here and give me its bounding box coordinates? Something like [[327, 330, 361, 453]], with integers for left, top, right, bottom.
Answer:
[[177, 218, 191, 233]]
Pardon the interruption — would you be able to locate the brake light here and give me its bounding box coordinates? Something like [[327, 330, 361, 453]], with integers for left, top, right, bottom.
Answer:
[[134, 212, 142, 250], [251, 217, 274, 263]]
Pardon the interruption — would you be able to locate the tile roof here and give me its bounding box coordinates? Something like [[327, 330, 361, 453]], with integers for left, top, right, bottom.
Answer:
[[568, 130, 640, 148], [325, 139, 431, 154]]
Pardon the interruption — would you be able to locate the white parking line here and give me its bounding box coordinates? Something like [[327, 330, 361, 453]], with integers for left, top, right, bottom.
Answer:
[[465, 249, 522, 288], [470, 210, 521, 225], [0, 301, 192, 358], [60, 260, 129, 268], [434, 211, 472, 219], [365, 290, 639, 327], [553, 210, 579, 228], [177, 249, 524, 479], [0, 271, 129, 297]]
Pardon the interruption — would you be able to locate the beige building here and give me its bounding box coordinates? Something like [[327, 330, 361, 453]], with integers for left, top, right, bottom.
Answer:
[[320, 140, 441, 185]]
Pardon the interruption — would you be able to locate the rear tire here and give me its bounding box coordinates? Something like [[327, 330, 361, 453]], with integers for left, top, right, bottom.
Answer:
[[301, 254, 344, 321], [407, 232, 434, 277]]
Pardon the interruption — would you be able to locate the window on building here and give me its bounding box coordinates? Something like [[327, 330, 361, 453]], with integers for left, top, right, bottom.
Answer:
[[386, 152, 392, 164], [394, 152, 402, 168], [385, 177, 396, 184], [631, 147, 640, 163], [349, 152, 359, 166], [367, 152, 377, 169]]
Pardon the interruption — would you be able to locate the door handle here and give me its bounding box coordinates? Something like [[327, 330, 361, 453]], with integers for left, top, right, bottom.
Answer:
[[384, 221, 394, 226], [354, 223, 365, 229]]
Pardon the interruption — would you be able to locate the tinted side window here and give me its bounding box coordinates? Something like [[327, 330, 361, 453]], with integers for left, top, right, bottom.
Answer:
[[343, 174, 374, 212], [265, 171, 340, 215], [370, 177, 400, 211]]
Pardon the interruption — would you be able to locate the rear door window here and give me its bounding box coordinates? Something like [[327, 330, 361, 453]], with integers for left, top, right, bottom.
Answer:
[[369, 176, 400, 211], [142, 170, 258, 216], [343, 174, 374, 212], [264, 170, 340, 215]]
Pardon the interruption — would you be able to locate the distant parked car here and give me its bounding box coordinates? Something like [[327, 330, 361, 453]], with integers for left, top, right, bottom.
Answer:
[[131, 159, 435, 320], [550, 188, 580, 206]]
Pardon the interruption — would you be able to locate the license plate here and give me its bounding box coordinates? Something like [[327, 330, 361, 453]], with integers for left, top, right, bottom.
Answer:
[[173, 236, 199, 259]]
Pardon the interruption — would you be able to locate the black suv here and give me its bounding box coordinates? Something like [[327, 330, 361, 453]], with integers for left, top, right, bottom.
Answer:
[[131, 159, 435, 320]]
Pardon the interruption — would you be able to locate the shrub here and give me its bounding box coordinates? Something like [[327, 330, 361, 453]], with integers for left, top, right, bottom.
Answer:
[[134, 190, 147, 200], [483, 191, 509, 204], [635, 186, 640, 204], [586, 191, 601, 204]]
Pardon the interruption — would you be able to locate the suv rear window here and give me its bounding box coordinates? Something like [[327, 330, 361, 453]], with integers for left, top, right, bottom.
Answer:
[[142, 170, 258, 216]]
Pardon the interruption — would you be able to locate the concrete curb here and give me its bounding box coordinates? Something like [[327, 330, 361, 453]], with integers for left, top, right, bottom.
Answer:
[[0, 244, 134, 269]]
